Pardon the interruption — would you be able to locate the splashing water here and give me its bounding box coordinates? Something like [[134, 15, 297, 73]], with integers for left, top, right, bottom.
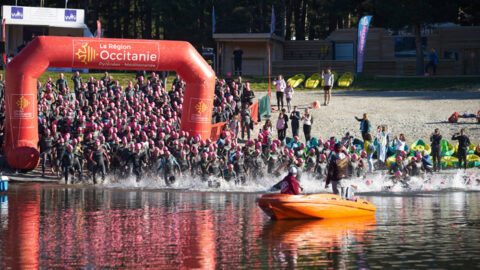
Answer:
[[101, 169, 480, 194]]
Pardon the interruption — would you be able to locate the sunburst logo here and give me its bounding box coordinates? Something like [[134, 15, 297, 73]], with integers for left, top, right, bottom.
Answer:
[[16, 96, 30, 111], [75, 43, 98, 64], [195, 101, 208, 114]]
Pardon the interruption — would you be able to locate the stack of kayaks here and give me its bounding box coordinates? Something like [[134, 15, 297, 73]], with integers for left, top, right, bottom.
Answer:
[[257, 193, 376, 220], [441, 139, 454, 156], [337, 72, 354, 87], [382, 139, 479, 168], [467, 154, 480, 167], [305, 73, 322, 89], [454, 143, 476, 155], [287, 74, 305, 88], [441, 155, 479, 168], [441, 156, 459, 169], [411, 140, 431, 154]]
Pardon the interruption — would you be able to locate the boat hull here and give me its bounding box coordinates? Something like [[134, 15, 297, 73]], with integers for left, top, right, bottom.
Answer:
[[257, 193, 376, 220]]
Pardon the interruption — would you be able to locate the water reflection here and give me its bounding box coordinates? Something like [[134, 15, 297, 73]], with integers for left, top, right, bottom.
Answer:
[[259, 217, 376, 268], [1, 185, 480, 268], [2, 185, 41, 269]]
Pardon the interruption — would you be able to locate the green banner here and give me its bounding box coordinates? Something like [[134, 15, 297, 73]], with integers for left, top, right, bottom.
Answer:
[[258, 95, 271, 117]]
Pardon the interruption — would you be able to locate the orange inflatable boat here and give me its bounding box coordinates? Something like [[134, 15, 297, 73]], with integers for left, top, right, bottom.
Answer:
[[257, 193, 376, 220]]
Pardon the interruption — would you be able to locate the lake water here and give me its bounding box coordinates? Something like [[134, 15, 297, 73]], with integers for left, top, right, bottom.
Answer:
[[0, 180, 480, 269]]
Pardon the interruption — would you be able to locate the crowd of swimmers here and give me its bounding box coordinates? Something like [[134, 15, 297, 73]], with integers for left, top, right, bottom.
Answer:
[[0, 72, 477, 192]]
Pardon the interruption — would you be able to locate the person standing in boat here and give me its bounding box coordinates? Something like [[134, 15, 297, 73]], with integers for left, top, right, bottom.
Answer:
[[325, 143, 350, 196], [280, 167, 303, 195]]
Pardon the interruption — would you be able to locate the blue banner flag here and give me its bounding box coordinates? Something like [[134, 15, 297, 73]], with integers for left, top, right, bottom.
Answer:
[[212, 6, 216, 34], [356, 15, 372, 73], [270, 6, 275, 34]]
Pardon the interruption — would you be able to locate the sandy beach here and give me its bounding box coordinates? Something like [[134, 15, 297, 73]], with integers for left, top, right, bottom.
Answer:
[[256, 90, 480, 145]]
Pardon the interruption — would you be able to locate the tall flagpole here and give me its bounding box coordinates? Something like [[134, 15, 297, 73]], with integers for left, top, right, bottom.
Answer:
[[268, 43, 271, 104]]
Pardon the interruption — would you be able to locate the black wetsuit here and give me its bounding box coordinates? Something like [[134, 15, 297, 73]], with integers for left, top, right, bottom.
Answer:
[[61, 150, 75, 184], [89, 148, 109, 184], [452, 134, 470, 169], [160, 157, 180, 185], [73, 146, 83, 181], [39, 136, 54, 175], [232, 156, 247, 184], [430, 134, 442, 171], [208, 160, 223, 178], [129, 152, 146, 182]]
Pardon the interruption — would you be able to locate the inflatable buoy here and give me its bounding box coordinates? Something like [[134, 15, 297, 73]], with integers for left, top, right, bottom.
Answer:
[[312, 101, 320, 109], [366, 180, 372, 185], [448, 112, 459, 123], [441, 181, 446, 185]]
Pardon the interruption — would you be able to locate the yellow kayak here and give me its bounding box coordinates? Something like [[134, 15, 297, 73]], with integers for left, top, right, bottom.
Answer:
[[441, 139, 454, 157], [287, 74, 305, 88], [305, 73, 322, 89], [467, 154, 480, 167], [454, 143, 476, 155], [441, 156, 459, 169], [337, 72, 354, 87], [411, 139, 431, 154]]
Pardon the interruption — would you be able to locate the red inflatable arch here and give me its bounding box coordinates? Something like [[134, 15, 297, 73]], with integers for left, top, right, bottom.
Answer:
[[5, 36, 215, 169]]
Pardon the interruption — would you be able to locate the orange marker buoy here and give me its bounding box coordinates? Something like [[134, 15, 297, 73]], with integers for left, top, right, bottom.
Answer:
[[312, 101, 320, 109]]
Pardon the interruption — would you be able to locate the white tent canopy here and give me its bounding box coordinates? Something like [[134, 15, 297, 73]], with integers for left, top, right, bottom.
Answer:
[[2, 5, 92, 58], [2, 5, 87, 29]]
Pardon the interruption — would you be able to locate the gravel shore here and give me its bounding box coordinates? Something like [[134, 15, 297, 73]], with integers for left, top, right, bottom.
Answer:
[[255, 90, 480, 145]]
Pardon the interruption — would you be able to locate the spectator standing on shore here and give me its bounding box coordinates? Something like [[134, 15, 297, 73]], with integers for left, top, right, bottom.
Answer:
[[393, 134, 406, 157], [263, 119, 273, 134], [285, 81, 294, 113], [241, 82, 255, 107], [364, 133, 375, 173], [377, 125, 390, 164], [425, 48, 439, 76], [290, 106, 300, 137], [322, 68, 334, 105], [273, 75, 286, 110], [452, 129, 470, 170], [341, 132, 353, 149], [276, 108, 288, 141], [430, 128, 442, 171], [355, 113, 371, 141], [301, 108, 313, 143], [233, 46, 243, 76], [229, 115, 240, 142]]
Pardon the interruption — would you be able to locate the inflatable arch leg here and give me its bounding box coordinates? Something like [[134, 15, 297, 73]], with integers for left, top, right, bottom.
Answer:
[[5, 36, 215, 169]]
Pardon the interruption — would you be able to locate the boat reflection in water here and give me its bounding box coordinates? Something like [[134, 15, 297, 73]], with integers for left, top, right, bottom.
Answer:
[[259, 216, 376, 268]]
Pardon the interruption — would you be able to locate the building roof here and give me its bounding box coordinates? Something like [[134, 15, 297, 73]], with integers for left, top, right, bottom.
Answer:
[[213, 33, 284, 42]]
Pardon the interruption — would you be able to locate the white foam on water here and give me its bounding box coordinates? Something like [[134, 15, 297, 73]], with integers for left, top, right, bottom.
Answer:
[[101, 169, 480, 194]]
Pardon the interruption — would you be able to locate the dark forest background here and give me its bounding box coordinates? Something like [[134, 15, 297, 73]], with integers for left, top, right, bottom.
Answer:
[[5, 0, 480, 49]]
